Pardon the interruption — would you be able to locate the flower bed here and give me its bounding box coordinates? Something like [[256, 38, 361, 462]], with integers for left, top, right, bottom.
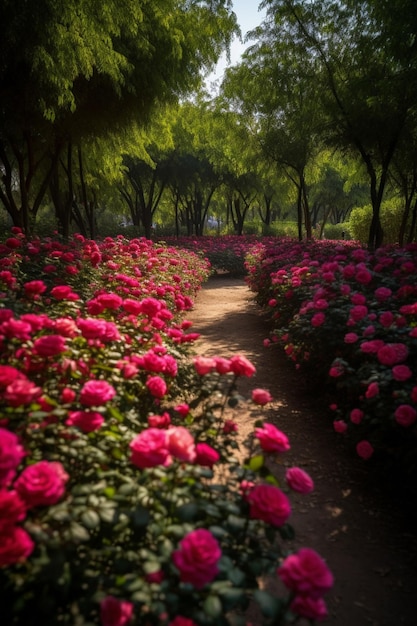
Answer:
[[245, 238, 417, 480], [0, 230, 332, 626]]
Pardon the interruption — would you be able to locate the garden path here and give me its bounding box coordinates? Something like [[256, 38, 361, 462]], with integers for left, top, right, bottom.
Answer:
[[188, 274, 417, 626]]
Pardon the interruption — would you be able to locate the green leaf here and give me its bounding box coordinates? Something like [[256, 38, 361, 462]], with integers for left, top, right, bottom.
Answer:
[[253, 590, 282, 619], [176, 502, 199, 522], [81, 509, 101, 529], [246, 455, 264, 471], [203, 594, 222, 618], [69, 522, 90, 542]]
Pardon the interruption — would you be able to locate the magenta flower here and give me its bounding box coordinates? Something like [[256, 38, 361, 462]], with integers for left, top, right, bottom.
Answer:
[[0, 525, 34, 567], [392, 365, 412, 381], [333, 420, 348, 434], [290, 595, 328, 622], [33, 334, 67, 357], [247, 484, 291, 527], [193, 356, 216, 375], [0, 428, 25, 488], [15, 460, 69, 507], [80, 380, 116, 406], [130, 428, 171, 469], [394, 405, 417, 427], [172, 529, 221, 588], [356, 440, 374, 460], [286, 467, 314, 494], [229, 354, 256, 377], [195, 443, 220, 467], [278, 547, 333, 598], [252, 388, 273, 405], [4, 378, 42, 407], [166, 427, 196, 462], [66, 410, 105, 433], [100, 596, 133, 626], [146, 375, 167, 398], [255, 423, 290, 453]]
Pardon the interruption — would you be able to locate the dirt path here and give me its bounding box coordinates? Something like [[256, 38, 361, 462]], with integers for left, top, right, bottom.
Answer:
[[188, 275, 417, 626]]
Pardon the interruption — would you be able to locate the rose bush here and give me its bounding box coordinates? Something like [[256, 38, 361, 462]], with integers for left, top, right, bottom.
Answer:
[[0, 230, 332, 626], [245, 238, 417, 483]]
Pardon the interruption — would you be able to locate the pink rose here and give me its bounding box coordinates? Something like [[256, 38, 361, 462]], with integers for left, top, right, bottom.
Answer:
[[80, 380, 116, 406], [146, 375, 167, 398], [167, 427, 196, 462], [77, 318, 107, 339], [392, 365, 412, 381], [356, 440, 374, 460], [0, 428, 25, 487], [394, 404, 417, 427], [377, 343, 409, 365], [130, 428, 171, 469], [350, 409, 364, 424], [148, 412, 171, 429], [139, 297, 161, 318], [255, 423, 290, 453], [51, 285, 77, 300], [333, 420, 348, 434], [290, 595, 328, 622], [365, 382, 379, 399], [66, 410, 104, 433], [223, 420, 238, 434], [286, 467, 314, 494], [344, 332, 358, 344], [24, 280, 47, 296], [214, 357, 231, 374], [0, 489, 27, 530], [172, 528, 221, 588], [251, 388, 273, 405], [4, 378, 42, 407], [247, 484, 291, 527], [277, 548, 333, 598], [96, 293, 123, 310], [174, 403, 190, 417], [0, 525, 34, 567], [193, 356, 216, 376], [195, 443, 220, 467], [32, 334, 67, 357], [311, 312, 325, 327], [0, 365, 24, 388], [229, 355, 256, 377], [169, 617, 198, 626], [15, 461, 68, 508], [100, 596, 133, 626]]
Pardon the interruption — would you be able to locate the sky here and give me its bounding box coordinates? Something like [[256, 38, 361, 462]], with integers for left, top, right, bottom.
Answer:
[[205, 0, 267, 91]]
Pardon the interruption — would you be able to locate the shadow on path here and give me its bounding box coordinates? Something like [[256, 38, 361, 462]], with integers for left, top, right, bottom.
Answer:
[[188, 275, 417, 626]]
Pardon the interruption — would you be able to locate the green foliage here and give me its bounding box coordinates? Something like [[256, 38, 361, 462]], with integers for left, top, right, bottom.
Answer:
[[348, 199, 408, 245]]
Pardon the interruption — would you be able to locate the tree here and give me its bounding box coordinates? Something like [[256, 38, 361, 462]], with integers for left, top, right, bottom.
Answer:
[[220, 20, 324, 241], [0, 0, 238, 234], [260, 0, 417, 248]]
